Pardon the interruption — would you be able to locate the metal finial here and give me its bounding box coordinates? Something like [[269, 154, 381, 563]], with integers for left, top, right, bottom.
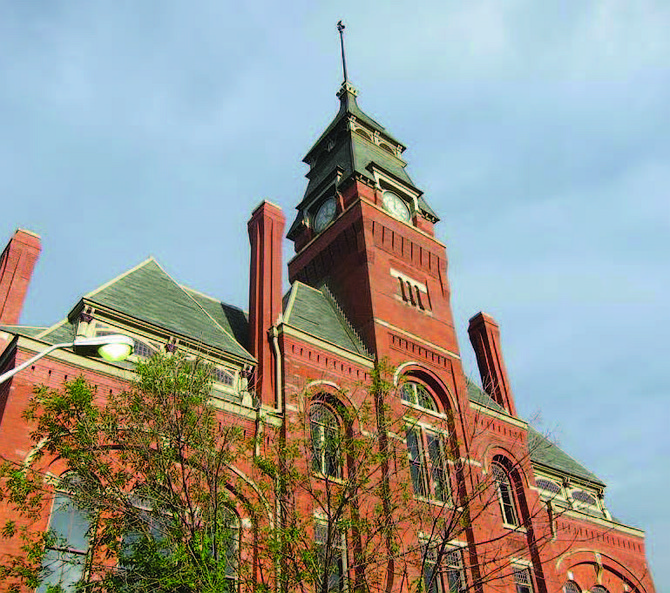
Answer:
[[337, 21, 348, 83]]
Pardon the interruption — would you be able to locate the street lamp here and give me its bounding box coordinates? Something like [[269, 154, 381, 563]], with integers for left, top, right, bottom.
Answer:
[[0, 334, 134, 386]]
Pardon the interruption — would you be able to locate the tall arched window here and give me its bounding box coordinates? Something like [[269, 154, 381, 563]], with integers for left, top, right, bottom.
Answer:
[[590, 587, 609, 593], [492, 463, 519, 527], [38, 485, 92, 592], [310, 403, 342, 479], [402, 380, 451, 503], [563, 582, 581, 593]]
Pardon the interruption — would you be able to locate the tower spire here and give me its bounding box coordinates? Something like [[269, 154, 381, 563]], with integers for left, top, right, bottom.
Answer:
[[337, 21, 348, 84]]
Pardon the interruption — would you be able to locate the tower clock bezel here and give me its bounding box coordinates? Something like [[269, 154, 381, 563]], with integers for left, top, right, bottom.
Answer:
[[313, 197, 337, 233], [381, 190, 411, 223]]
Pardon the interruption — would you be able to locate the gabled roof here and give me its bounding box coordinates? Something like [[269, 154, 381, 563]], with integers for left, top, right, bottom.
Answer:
[[80, 258, 254, 362], [283, 281, 370, 358], [466, 379, 605, 486]]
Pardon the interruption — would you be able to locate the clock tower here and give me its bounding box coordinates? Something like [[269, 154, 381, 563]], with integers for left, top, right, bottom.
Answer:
[[287, 79, 466, 394]]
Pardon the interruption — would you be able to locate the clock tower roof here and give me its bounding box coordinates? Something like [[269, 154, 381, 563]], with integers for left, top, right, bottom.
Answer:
[[288, 82, 438, 240], [302, 81, 405, 165]]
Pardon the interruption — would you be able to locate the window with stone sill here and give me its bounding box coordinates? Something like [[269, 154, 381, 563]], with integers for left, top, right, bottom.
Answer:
[[207, 364, 241, 403], [571, 489, 598, 506], [397, 277, 430, 311], [513, 566, 534, 593], [406, 425, 451, 504], [423, 543, 466, 593], [314, 521, 347, 593]]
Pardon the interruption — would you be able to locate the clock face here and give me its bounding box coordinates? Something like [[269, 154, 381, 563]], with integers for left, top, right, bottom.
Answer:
[[314, 197, 337, 233], [382, 191, 411, 222]]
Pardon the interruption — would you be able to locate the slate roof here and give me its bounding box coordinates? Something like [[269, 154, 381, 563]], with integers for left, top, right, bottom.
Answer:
[[38, 320, 76, 344], [77, 258, 254, 362], [181, 287, 250, 352], [282, 281, 370, 358], [527, 427, 605, 486], [466, 379, 605, 486]]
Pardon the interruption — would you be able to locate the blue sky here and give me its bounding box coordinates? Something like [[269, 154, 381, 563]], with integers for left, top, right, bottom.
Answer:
[[1, 0, 668, 587]]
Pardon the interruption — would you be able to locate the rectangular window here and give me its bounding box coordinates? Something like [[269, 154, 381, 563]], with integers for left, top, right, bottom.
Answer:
[[406, 428, 429, 498], [406, 427, 451, 503], [427, 433, 450, 503], [38, 492, 91, 593], [443, 548, 466, 593], [513, 566, 534, 593], [315, 522, 347, 592], [423, 544, 466, 593]]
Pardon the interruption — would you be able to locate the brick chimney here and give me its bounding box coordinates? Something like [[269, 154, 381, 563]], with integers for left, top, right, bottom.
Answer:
[[468, 312, 517, 416], [248, 201, 285, 408], [0, 229, 41, 326]]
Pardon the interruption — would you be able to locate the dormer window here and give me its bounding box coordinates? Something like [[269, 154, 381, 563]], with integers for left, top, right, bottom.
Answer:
[[535, 478, 561, 496], [213, 366, 235, 387], [95, 327, 156, 360]]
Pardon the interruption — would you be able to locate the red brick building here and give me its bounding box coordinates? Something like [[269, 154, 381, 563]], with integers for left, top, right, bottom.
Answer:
[[0, 79, 656, 593]]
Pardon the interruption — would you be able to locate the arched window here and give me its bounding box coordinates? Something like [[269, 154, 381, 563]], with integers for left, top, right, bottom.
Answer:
[[402, 380, 451, 503], [572, 490, 598, 506], [310, 403, 342, 479], [38, 483, 92, 592], [563, 582, 581, 593], [401, 381, 439, 413], [536, 478, 561, 495], [492, 463, 519, 527], [590, 587, 609, 593]]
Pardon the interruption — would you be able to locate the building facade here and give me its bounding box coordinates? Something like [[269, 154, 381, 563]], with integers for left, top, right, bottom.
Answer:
[[0, 79, 656, 593]]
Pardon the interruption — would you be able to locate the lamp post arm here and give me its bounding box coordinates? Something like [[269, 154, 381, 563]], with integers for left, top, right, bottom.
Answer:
[[0, 342, 74, 386]]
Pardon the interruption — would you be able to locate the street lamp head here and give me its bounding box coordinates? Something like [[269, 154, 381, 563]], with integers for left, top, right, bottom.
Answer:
[[73, 335, 134, 362]]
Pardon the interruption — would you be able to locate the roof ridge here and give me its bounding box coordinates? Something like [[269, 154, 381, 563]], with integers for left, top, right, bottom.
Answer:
[[154, 265, 253, 360], [180, 285, 248, 315], [35, 318, 70, 341], [283, 283, 301, 323], [318, 283, 371, 358], [84, 256, 157, 301]]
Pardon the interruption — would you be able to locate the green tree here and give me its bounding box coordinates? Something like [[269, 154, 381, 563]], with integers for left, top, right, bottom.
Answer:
[[0, 354, 593, 593], [0, 354, 248, 593]]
